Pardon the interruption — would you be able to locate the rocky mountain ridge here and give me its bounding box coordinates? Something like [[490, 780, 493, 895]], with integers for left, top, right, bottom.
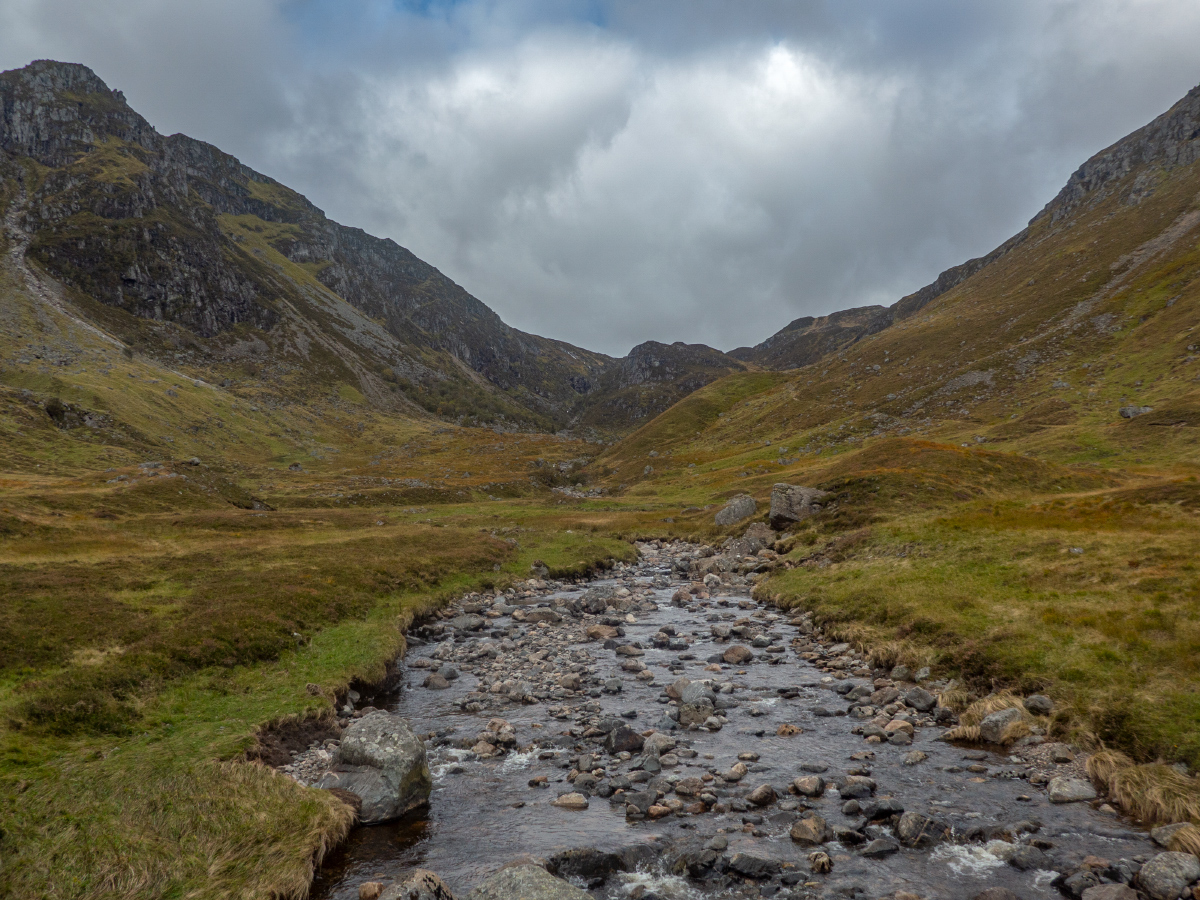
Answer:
[[0, 60, 747, 434]]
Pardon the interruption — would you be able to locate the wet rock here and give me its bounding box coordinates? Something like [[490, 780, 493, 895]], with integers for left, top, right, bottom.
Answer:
[[679, 682, 716, 726], [424, 673, 451, 690], [551, 792, 589, 810], [979, 707, 1025, 743], [972, 891, 1023, 900], [449, 615, 486, 631], [895, 812, 951, 848], [524, 609, 562, 625], [728, 852, 781, 879], [723, 645, 753, 665], [604, 726, 645, 755], [790, 813, 829, 845], [464, 865, 592, 900], [746, 783, 776, 806], [643, 732, 676, 756], [558, 673, 582, 691], [317, 711, 432, 824], [360, 883, 384, 900], [586, 624, 619, 641], [792, 775, 825, 797], [1007, 844, 1049, 871], [1048, 776, 1098, 804], [838, 776, 876, 799], [1024, 694, 1053, 715], [544, 848, 624, 886], [861, 838, 899, 858], [904, 687, 937, 712], [903, 751, 928, 766], [379, 870, 456, 900], [665, 678, 691, 700], [1137, 852, 1200, 900], [768, 483, 829, 529]]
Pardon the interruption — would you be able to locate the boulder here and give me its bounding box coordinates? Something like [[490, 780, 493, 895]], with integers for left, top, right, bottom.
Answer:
[[790, 814, 828, 845], [746, 783, 776, 806], [465, 865, 592, 900], [449, 614, 486, 631], [896, 812, 951, 848], [551, 792, 589, 810], [604, 726, 644, 755], [904, 687, 937, 713], [727, 853, 780, 879], [1151, 822, 1192, 848], [586, 624, 619, 641], [379, 870, 457, 900], [317, 711, 432, 824], [1137, 852, 1200, 900], [715, 495, 757, 526], [769, 483, 830, 529], [972, 891, 1023, 900], [723, 645, 754, 665], [1047, 776, 1098, 804], [978, 707, 1025, 743], [792, 775, 825, 797], [1024, 694, 1054, 715]]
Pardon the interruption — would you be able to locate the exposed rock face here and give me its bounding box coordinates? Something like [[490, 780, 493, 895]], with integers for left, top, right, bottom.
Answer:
[[715, 495, 757, 526], [768, 483, 829, 529], [317, 711, 432, 824], [464, 865, 593, 900]]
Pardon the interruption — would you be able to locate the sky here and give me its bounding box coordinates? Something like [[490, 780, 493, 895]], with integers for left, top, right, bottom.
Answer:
[[2, 1, 1200, 357]]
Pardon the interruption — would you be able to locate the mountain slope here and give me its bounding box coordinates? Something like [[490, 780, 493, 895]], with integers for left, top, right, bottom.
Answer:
[[0, 60, 747, 436]]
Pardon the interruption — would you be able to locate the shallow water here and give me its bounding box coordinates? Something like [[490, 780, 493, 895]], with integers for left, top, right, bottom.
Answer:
[[310, 551, 1153, 899]]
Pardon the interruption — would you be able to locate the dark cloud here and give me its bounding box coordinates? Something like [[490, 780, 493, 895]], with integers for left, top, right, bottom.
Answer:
[[3, 1, 1199, 355]]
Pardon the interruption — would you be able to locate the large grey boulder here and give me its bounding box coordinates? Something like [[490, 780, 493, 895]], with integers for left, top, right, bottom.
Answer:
[[465, 865, 592, 900], [1047, 776, 1098, 804], [317, 710, 432, 824], [715, 495, 757, 526], [769, 483, 830, 528], [1138, 851, 1200, 900], [978, 707, 1025, 743]]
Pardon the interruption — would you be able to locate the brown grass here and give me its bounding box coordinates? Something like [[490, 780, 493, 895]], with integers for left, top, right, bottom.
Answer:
[[1087, 750, 1200, 824], [1168, 824, 1200, 856]]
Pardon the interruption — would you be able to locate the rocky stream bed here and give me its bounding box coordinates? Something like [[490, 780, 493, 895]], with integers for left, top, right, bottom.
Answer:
[[284, 536, 1198, 900]]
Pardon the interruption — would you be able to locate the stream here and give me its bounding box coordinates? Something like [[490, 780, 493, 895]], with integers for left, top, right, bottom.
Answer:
[[303, 540, 1157, 900]]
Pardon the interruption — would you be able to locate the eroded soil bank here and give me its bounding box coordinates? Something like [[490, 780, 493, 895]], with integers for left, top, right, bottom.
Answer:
[[291, 539, 1178, 900]]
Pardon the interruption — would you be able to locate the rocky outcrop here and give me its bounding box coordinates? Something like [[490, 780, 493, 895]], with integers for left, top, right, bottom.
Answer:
[[316, 711, 432, 824], [768, 483, 829, 529]]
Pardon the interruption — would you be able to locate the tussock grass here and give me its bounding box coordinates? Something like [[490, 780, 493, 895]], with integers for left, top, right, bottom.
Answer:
[[960, 692, 1027, 727], [1087, 750, 1200, 824], [1169, 824, 1200, 856]]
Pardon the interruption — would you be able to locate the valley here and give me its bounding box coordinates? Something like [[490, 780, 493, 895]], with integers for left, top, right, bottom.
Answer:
[[0, 59, 1198, 900]]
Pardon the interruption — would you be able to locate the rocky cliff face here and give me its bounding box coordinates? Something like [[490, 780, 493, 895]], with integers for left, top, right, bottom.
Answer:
[[0, 60, 628, 430]]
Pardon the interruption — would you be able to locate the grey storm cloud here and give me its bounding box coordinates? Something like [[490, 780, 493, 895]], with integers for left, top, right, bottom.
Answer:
[[3, 0, 1200, 355]]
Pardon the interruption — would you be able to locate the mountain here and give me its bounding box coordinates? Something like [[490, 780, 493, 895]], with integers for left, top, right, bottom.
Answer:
[[0, 60, 743, 435], [603, 80, 1200, 481], [730, 236, 1026, 370]]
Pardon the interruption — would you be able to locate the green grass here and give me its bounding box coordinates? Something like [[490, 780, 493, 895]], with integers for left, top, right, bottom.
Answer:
[[756, 490, 1200, 768]]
